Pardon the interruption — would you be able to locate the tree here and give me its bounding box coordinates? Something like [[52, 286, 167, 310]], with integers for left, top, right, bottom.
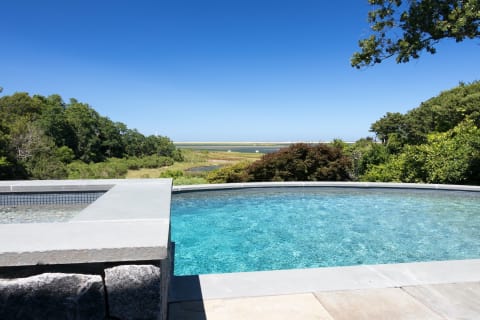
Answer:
[[65, 100, 102, 162], [352, 0, 480, 68], [370, 81, 480, 146], [370, 112, 408, 144]]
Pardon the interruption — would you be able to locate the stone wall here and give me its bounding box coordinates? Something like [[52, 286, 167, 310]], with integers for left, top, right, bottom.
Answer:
[[0, 263, 169, 320]]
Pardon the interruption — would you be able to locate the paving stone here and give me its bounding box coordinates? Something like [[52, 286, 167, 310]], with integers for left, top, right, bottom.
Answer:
[[315, 287, 443, 320], [169, 294, 333, 320], [105, 264, 161, 320], [0, 273, 105, 320], [402, 282, 480, 320], [371, 259, 480, 286]]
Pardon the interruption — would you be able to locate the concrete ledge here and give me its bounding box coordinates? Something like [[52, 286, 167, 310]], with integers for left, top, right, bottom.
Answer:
[[72, 182, 171, 221], [0, 179, 172, 267], [0, 220, 169, 266]]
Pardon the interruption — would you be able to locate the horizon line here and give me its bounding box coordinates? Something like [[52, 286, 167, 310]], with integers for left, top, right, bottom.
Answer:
[[173, 141, 356, 144]]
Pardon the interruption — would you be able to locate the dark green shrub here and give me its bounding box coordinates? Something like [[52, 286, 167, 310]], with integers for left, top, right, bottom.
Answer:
[[248, 143, 351, 182]]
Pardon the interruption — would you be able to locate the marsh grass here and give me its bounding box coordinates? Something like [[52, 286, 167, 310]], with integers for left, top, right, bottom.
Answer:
[[126, 149, 262, 184]]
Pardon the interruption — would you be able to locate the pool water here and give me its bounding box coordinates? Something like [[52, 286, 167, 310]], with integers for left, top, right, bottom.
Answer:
[[171, 187, 480, 275], [0, 204, 87, 224]]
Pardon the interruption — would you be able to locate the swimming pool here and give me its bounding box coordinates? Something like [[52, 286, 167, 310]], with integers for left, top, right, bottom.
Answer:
[[171, 185, 480, 276]]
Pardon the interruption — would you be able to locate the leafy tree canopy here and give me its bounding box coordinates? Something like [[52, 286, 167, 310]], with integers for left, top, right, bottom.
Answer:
[[370, 81, 480, 146], [0, 92, 180, 179], [361, 81, 480, 185], [352, 0, 480, 68]]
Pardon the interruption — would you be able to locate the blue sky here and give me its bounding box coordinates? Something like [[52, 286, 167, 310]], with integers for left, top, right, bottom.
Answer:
[[1, 1, 479, 142]]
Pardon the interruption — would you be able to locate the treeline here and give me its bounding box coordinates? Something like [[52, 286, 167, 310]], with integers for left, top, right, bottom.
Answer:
[[0, 93, 182, 179], [359, 81, 480, 184], [208, 81, 480, 185]]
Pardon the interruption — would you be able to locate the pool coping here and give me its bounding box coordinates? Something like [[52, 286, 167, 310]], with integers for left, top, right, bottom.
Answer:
[[0, 179, 172, 267], [173, 181, 480, 192], [170, 259, 480, 302]]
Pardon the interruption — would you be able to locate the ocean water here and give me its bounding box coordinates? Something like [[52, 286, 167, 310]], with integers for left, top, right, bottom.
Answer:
[[171, 187, 480, 275], [175, 144, 292, 153]]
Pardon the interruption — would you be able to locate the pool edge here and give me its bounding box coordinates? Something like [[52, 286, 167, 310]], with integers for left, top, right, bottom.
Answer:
[[170, 258, 480, 301]]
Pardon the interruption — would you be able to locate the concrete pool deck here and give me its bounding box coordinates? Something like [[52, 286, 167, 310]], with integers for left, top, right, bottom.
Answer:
[[169, 259, 480, 319]]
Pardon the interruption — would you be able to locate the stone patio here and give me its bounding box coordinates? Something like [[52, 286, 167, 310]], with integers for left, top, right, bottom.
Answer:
[[168, 259, 480, 319]]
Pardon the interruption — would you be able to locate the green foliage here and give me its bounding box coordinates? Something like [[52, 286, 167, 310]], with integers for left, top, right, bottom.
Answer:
[[363, 119, 480, 184], [0, 91, 180, 180], [361, 145, 427, 182], [352, 0, 480, 67], [248, 143, 351, 182], [27, 154, 68, 180], [360, 81, 480, 185], [67, 158, 129, 179], [159, 169, 184, 179], [55, 146, 75, 164], [0, 156, 19, 179], [172, 176, 208, 185], [136, 155, 174, 169], [423, 119, 480, 184], [206, 162, 252, 183], [347, 139, 389, 178], [370, 112, 408, 144], [370, 81, 480, 146]]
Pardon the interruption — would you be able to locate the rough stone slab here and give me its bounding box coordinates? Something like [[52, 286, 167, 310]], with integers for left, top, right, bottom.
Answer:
[[105, 264, 162, 320], [402, 282, 480, 320], [0, 273, 105, 320], [315, 288, 443, 320], [169, 293, 334, 320]]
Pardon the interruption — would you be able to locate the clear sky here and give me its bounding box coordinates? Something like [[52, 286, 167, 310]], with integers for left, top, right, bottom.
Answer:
[[1, 1, 478, 142]]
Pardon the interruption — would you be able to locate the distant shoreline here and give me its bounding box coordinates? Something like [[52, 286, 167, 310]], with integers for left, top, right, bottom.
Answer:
[[174, 141, 355, 146], [173, 141, 354, 154], [175, 141, 331, 145]]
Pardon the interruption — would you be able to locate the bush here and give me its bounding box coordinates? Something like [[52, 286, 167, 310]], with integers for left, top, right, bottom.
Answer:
[[25, 154, 68, 180], [248, 143, 351, 182], [159, 169, 184, 179], [206, 162, 251, 183], [173, 176, 208, 185], [139, 155, 174, 168], [67, 161, 92, 179], [67, 158, 128, 179]]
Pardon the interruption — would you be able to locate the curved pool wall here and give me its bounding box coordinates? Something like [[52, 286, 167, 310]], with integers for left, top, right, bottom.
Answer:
[[172, 182, 480, 274], [0, 179, 173, 320], [173, 181, 480, 193]]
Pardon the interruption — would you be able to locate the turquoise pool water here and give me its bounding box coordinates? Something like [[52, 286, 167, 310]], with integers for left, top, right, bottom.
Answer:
[[171, 187, 480, 275]]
